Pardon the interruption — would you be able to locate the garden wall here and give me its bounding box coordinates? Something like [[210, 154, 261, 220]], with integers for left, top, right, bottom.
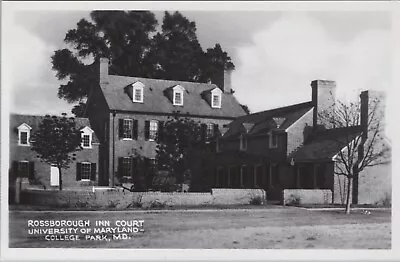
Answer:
[[19, 188, 266, 208], [282, 189, 332, 205]]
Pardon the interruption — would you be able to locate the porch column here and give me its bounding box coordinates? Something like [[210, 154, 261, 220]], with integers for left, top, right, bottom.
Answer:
[[227, 167, 231, 188], [313, 164, 317, 189], [254, 166, 257, 188], [296, 165, 300, 189], [239, 166, 244, 188], [268, 165, 272, 187]]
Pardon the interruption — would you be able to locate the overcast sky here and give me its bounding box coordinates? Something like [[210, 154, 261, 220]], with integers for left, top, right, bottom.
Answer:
[[4, 7, 393, 136]]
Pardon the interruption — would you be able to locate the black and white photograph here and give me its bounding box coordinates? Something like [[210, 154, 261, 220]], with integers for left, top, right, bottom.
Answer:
[[1, 1, 398, 260]]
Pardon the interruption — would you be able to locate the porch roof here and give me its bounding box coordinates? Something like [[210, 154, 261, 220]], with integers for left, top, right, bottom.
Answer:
[[290, 126, 361, 162]]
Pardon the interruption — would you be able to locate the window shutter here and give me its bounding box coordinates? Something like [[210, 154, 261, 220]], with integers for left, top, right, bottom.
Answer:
[[90, 163, 96, 181], [144, 121, 150, 140], [76, 163, 82, 181], [213, 124, 220, 137], [118, 157, 123, 178], [12, 161, 18, 178], [132, 120, 138, 140], [28, 162, 35, 180], [157, 121, 164, 142], [118, 119, 124, 139], [200, 124, 207, 141]]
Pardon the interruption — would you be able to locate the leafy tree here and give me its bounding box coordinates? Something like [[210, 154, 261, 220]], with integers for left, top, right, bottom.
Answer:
[[155, 114, 216, 187], [31, 114, 82, 190], [51, 11, 158, 116], [200, 43, 235, 86], [51, 11, 235, 117], [318, 94, 390, 214]]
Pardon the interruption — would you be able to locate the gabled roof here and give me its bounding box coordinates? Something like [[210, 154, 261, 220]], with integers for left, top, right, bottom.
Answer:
[[290, 126, 362, 162], [223, 101, 313, 138], [99, 74, 246, 118], [10, 114, 99, 143]]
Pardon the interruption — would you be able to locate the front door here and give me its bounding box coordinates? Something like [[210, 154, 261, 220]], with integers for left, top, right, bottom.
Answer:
[[50, 166, 59, 186]]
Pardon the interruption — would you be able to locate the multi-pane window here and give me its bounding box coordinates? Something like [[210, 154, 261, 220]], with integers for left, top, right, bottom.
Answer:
[[206, 123, 214, 139], [134, 88, 143, 102], [81, 163, 91, 180], [82, 135, 90, 148], [121, 157, 133, 178], [17, 123, 32, 146], [20, 132, 28, 145], [149, 120, 158, 141], [123, 119, 133, 139], [212, 94, 221, 108], [173, 91, 183, 106]]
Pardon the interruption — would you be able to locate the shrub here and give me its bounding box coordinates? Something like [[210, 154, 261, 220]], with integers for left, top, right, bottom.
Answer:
[[126, 201, 143, 208], [75, 200, 88, 208], [107, 200, 119, 208], [286, 195, 301, 206], [127, 194, 143, 208], [150, 200, 166, 209], [249, 196, 263, 205]]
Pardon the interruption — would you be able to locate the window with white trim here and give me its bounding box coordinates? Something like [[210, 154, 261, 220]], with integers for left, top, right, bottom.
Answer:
[[123, 119, 133, 139], [149, 120, 159, 141], [17, 123, 32, 146], [173, 90, 183, 106], [80, 162, 91, 180], [82, 135, 90, 148], [80, 126, 94, 148], [212, 94, 221, 108], [206, 123, 214, 139], [172, 85, 185, 106], [132, 82, 144, 103], [121, 157, 133, 178]]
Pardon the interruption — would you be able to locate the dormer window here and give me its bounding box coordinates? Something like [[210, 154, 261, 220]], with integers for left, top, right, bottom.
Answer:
[[131, 82, 144, 103], [17, 123, 32, 146], [81, 126, 94, 149], [211, 88, 222, 108], [173, 85, 184, 106]]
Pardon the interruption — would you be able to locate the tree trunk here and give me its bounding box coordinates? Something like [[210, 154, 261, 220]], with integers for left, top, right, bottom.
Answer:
[[58, 166, 63, 191], [345, 176, 352, 214]]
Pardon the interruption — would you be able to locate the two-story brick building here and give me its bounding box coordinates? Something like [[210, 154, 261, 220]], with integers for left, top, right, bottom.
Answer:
[[86, 58, 246, 187], [209, 80, 391, 204], [9, 114, 100, 193]]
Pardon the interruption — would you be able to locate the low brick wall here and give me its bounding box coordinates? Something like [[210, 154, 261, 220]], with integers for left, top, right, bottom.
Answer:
[[19, 188, 266, 208], [283, 189, 332, 205], [211, 188, 266, 205]]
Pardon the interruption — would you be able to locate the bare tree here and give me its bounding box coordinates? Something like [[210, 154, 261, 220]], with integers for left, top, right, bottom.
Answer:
[[319, 93, 390, 214]]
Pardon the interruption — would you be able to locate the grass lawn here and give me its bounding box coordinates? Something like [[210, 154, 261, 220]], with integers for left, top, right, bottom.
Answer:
[[8, 207, 391, 249]]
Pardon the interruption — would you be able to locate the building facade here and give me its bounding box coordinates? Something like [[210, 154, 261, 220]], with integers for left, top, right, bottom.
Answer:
[[210, 80, 391, 204], [86, 58, 246, 187], [9, 114, 100, 193]]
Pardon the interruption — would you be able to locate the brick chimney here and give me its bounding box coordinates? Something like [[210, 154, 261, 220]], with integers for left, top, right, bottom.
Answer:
[[223, 69, 232, 93], [212, 69, 232, 93], [360, 90, 386, 139], [99, 57, 109, 82], [311, 80, 336, 128]]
